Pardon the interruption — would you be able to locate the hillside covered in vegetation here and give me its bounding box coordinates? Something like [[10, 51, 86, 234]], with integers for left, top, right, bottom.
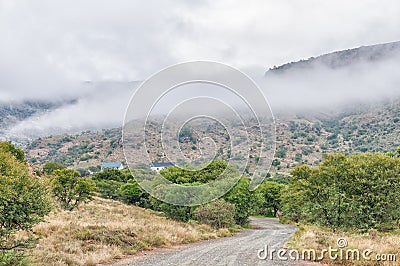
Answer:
[[22, 97, 400, 176]]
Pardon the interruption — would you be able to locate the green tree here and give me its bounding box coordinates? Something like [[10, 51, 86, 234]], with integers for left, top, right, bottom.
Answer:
[[223, 177, 254, 225], [92, 169, 132, 200], [93, 168, 131, 182], [52, 169, 97, 211], [255, 181, 286, 217], [43, 162, 66, 175], [0, 141, 25, 163], [154, 161, 251, 225], [120, 181, 146, 205], [160, 160, 227, 184], [280, 165, 311, 223], [282, 153, 400, 231], [94, 180, 123, 199], [0, 142, 52, 264]]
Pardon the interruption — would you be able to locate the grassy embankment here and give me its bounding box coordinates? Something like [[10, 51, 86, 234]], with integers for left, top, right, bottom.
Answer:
[[287, 224, 400, 265], [28, 197, 237, 266]]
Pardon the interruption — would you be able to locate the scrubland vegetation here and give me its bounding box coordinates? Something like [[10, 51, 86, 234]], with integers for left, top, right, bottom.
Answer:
[[24, 100, 400, 177], [0, 142, 278, 265], [29, 197, 234, 266], [3, 138, 400, 265]]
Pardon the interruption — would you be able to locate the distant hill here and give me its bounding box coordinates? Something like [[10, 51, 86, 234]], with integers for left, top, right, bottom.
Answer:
[[25, 128, 124, 170], [0, 101, 58, 129], [22, 96, 400, 175], [266, 41, 400, 75]]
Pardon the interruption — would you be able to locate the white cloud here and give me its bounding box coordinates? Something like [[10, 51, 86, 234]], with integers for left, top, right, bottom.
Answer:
[[1, 0, 399, 101], [260, 49, 400, 112], [1, 0, 400, 137], [6, 82, 138, 137]]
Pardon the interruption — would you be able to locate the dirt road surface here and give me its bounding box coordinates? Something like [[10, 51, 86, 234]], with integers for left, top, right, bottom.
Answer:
[[104, 218, 307, 266]]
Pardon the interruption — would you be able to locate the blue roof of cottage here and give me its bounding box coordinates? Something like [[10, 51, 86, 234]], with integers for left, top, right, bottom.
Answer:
[[101, 162, 123, 169], [151, 162, 175, 168]]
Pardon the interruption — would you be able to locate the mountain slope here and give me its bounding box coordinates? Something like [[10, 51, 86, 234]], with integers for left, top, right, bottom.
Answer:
[[23, 97, 400, 174], [16, 41, 400, 173], [266, 41, 400, 75]]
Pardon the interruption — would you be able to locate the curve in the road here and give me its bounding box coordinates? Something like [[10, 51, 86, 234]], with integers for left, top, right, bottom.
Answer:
[[104, 218, 300, 266]]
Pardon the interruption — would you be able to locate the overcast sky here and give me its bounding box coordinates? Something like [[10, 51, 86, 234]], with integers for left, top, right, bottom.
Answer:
[[1, 0, 399, 101], [1, 0, 400, 137]]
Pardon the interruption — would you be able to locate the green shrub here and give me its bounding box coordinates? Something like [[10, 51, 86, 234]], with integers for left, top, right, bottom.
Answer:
[[94, 179, 123, 200], [0, 250, 27, 266], [194, 199, 235, 228], [275, 148, 287, 158], [159, 203, 193, 222]]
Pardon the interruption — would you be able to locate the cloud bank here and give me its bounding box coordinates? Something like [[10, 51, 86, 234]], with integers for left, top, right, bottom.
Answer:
[[1, 0, 400, 137]]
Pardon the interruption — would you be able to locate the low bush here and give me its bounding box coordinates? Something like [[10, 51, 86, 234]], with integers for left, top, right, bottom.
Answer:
[[194, 199, 235, 229]]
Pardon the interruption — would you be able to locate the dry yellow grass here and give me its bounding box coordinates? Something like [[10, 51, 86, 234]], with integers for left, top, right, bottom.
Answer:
[[287, 225, 400, 265], [28, 197, 235, 266]]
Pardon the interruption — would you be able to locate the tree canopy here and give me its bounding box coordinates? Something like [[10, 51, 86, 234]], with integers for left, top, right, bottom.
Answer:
[[52, 169, 97, 211], [281, 152, 400, 231], [0, 142, 52, 264]]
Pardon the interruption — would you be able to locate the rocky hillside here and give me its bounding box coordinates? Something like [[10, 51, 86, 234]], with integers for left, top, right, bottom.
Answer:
[[273, 98, 400, 170], [22, 96, 400, 175]]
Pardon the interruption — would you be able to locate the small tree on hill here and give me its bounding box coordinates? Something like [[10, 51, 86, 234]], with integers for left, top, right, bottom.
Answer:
[[52, 169, 97, 211], [43, 162, 67, 175]]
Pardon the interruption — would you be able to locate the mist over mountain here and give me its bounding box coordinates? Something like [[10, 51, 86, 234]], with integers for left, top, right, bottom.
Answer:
[[0, 100, 75, 142], [267, 41, 400, 74], [261, 41, 400, 114], [2, 41, 400, 142], [2, 81, 140, 142], [2, 41, 397, 171]]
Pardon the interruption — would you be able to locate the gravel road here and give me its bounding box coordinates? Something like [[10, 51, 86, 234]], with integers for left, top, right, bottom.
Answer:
[[104, 218, 305, 266]]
